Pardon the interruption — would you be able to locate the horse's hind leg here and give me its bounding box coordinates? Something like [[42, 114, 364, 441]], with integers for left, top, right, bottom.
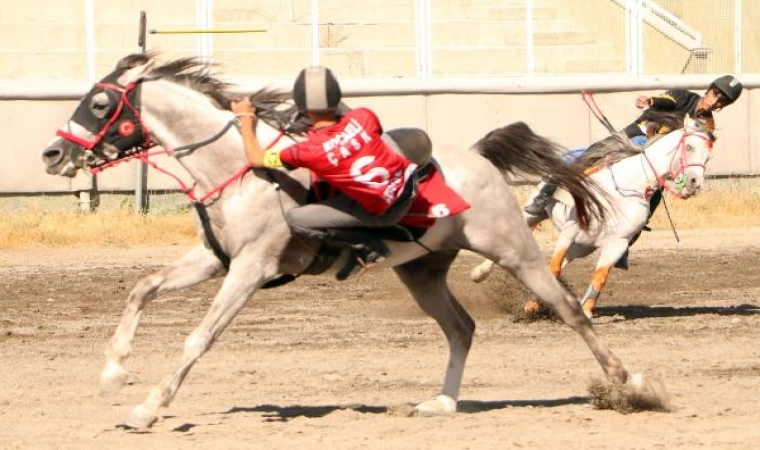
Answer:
[[470, 213, 545, 283], [394, 250, 475, 413], [470, 233, 628, 384], [100, 244, 224, 395]]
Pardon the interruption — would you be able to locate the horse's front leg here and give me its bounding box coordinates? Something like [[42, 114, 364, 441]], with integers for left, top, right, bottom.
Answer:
[[100, 244, 224, 395], [580, 240, 628, 318], [122, 252, 276, 430], [394, 251, 474, 414]]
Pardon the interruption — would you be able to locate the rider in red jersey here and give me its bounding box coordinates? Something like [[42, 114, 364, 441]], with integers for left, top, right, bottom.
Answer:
[[232, 67, 417, 278]]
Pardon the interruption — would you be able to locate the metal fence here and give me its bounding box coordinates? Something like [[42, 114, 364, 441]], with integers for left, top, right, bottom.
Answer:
[[0, 0, 757, 85]]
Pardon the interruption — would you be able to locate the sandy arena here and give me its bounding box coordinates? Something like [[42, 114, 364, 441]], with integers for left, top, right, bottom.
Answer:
[[1, 228, 760, 449]]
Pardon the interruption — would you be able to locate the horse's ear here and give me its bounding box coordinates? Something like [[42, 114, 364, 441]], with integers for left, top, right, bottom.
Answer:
[[120, 59, 156, 84], [114, 53, 156, 83], [115, 53, 152, 71]]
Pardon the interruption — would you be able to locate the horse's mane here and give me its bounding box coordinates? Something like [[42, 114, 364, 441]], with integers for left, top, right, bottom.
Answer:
[[574, 109, 716, 170], [638, 109, 686, 135], [573, 132, 639, 169], [115, 53, 312, 134]]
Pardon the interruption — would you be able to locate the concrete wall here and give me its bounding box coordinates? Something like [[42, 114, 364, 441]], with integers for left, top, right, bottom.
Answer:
[[3, 86, 757, 194]]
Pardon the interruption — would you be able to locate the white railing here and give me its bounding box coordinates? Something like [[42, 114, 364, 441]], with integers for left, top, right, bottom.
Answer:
[[613, 0, 704, 51], [3, 74, 760, 100]]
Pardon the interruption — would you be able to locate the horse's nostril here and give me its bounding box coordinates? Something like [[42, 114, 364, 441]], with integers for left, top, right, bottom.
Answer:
[[43, 148, 63, 163]]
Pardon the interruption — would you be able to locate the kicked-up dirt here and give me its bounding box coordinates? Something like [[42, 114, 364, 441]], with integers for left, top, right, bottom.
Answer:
[[1, 228, 759, 449]]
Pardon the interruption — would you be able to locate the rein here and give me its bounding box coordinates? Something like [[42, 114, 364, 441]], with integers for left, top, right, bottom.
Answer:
[[89, 120, 285, 203], [582, 91, 616, 134]]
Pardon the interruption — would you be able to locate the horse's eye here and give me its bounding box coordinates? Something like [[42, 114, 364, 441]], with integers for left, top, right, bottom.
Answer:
[[686, 144, 694, 152], [89, 92, 112, 119]]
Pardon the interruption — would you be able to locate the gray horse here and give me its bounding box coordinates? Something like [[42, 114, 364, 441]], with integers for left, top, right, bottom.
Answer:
[[41, 54, 663, 429]]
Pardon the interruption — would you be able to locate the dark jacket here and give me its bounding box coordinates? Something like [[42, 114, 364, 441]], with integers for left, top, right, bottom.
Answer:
[[623, 89, 712, 138]]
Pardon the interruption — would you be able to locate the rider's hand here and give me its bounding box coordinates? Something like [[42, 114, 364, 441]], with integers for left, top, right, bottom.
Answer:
[[231, 97, 257, 122], [635, 95, 650, 109]]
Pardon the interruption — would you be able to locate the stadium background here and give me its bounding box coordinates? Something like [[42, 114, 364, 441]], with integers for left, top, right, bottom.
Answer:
[[1, 0, 758, 210]]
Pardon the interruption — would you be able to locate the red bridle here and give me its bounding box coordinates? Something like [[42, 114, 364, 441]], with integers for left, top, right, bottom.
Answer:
[[56, 81, 152, 152], [55, 78, 287, 204], [643, 130, 714, 198]]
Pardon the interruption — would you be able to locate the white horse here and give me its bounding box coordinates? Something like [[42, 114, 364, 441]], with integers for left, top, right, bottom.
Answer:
[[41, 54, 662, 429], [470, 125, 715, 318]]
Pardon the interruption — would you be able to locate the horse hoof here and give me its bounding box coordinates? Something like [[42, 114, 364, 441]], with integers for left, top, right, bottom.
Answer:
[[581, 299, 596, 319], [470, 265, 491, 283], [122, 405, 158, 430], [627, 373, 644, 389], [415, 395, 457, 415], [99, 362, 130, 395], [625, 373, 672, 412], [523, 299, 543, 314]]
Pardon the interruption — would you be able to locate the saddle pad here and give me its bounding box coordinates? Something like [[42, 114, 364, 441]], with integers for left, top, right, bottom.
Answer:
[[399, 162, 471, 228]]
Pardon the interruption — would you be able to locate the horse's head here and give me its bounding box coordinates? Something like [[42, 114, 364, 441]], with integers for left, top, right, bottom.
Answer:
[[651, 119, 715, 199], [42, 54, 157, 177], [42, 54, 304, 180]]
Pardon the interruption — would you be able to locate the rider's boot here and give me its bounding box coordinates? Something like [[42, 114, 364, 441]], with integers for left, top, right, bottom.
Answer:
[[524, 182, 559, 216], [324, 229, 391, 280]]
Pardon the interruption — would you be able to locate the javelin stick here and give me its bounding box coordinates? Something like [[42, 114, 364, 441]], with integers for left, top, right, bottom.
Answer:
[[149, 28, 267, 34], [582, 90, 616, 134]]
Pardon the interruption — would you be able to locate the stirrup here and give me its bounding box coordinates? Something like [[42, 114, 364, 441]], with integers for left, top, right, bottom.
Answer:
[[335, 245, 388, 281], [335, 252, 382, 281], [336, 257, 362, 281]]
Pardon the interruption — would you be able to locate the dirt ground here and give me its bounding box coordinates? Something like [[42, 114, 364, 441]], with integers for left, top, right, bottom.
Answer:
[[1, 228, 760, 449]]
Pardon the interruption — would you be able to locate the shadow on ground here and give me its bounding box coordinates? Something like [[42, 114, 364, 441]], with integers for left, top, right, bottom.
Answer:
[[594, 303, 760, 320]]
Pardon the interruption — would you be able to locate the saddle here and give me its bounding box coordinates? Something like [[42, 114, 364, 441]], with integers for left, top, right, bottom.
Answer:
[[303, 128, 469, 280]]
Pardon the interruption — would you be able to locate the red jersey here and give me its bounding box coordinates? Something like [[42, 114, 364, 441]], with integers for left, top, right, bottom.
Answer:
[[280, 108, 416, 215]]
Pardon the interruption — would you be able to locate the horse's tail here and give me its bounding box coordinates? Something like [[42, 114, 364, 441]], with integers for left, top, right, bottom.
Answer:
[[473, 121, 605, 230]]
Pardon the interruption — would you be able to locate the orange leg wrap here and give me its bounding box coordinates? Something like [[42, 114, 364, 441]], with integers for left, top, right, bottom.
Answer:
[[548, 248, 569, 279], [582, 266, 612, 318], [524, 248, 568, 314]]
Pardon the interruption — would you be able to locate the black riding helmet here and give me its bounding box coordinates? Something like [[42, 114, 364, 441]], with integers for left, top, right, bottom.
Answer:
[[710, 74, 743, 105], [292, 66, 342, 113]]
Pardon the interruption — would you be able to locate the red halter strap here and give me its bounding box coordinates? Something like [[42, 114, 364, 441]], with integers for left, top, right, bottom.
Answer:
[[642, 131, 713, 199], [56, 81, 153, 152]]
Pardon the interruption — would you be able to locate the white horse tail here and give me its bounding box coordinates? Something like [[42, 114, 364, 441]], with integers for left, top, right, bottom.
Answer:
[[472, 121, 605, 230]]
